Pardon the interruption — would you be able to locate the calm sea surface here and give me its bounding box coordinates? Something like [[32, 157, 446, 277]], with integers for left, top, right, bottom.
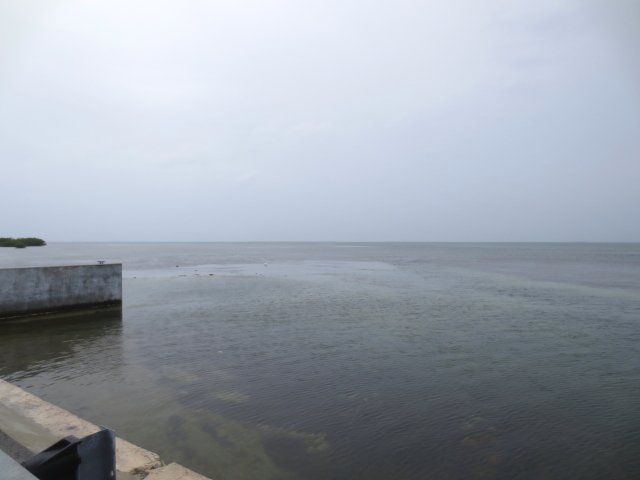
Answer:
[[1, 242, 639, 479]]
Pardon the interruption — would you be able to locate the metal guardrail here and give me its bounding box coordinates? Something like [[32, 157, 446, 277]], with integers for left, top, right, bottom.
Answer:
[[21, 427, 116, 480]]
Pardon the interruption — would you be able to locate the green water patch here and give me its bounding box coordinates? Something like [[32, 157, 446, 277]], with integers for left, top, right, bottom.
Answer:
[[151, 363, 330, 479], [162, 409, 330, 480]]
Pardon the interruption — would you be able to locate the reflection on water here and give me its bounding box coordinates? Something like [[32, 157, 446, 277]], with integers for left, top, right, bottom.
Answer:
[[1, 243, 640, 479], [0, 307, 123, 382]]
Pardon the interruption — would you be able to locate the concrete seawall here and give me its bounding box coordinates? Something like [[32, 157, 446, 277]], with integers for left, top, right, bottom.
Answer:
[[0, 264, 122, 319]]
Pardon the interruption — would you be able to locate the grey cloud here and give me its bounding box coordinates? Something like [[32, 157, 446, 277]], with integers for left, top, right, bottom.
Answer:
[[0, 0, 639, 241]]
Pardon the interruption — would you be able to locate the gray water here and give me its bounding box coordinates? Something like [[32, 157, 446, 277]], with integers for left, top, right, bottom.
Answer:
[[1, 242, 639, 479]]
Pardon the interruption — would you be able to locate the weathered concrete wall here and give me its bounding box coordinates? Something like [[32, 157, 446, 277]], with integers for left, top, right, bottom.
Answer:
[[0, 264, 122, 319]]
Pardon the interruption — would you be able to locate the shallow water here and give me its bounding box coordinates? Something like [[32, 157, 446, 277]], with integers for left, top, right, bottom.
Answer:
[[1, 243, 639, 479]]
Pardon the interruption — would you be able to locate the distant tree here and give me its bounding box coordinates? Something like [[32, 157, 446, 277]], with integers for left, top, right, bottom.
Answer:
[[0, 237, 47, 248], [22, 237, 47, 246]]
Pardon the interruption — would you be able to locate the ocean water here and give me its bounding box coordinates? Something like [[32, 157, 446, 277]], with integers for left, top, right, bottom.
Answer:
[[1, 242, 639, 479]]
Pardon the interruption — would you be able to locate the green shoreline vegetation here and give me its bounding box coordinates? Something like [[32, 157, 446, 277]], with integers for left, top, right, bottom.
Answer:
[[0, 237, 47, 248]]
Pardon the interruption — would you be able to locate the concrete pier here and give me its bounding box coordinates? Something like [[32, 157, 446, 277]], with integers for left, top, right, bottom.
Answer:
[[0, 264, 122, 319]]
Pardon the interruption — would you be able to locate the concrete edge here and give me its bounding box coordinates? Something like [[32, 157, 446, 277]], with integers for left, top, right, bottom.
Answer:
[[0, 300, 122, 320], [0, 428, 33, 463], [0, 379, 171, 477], [144, 463, 211, 480], [0, 264, 122, 270]]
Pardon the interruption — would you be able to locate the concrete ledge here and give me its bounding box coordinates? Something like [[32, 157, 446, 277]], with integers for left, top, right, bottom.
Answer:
[[145, 463, 211, 480], [0, 428, 33, 463], [0, 379, 165, 477], [0, 300, 122, 320]]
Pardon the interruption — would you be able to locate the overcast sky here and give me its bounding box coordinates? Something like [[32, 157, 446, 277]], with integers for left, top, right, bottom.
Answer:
[[1, 0, 639, 242]]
